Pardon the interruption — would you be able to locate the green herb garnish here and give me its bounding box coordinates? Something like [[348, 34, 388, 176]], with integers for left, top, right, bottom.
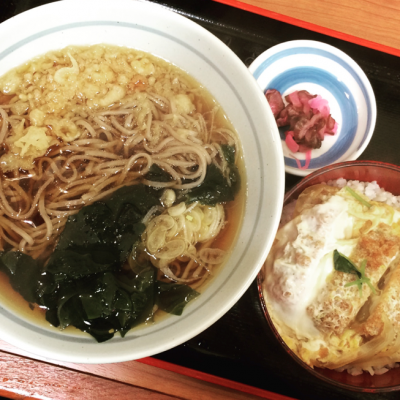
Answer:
[[345, 186, 372, 208], [333, 249, 376, 297]]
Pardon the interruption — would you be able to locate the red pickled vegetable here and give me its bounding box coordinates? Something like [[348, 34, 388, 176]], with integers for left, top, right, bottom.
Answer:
[[294, 149, 312, 170], [285, 131, 299, 153], [265, 89, 338, 153], [309, 95, 330, 118], [265, 89, 285, 118]]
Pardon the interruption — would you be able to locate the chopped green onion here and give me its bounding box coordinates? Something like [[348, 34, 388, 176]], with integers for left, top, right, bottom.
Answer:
[[345, 186, 372, 208]]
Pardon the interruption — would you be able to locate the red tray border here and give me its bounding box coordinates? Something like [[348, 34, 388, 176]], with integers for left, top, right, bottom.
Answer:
[[139, 357, 296, 400]]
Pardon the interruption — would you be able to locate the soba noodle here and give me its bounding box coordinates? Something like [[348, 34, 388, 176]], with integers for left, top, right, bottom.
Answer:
[[0, 45, 244, 340]]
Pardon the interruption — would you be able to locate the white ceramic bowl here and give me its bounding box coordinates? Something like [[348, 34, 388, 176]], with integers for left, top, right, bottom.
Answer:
[[249, 40, 376, 176], [0, 0, 285, 363]]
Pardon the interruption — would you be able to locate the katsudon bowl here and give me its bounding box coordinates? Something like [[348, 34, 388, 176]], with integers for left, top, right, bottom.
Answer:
[[258, 160, 400, 392], [0, 0, 284, 363]]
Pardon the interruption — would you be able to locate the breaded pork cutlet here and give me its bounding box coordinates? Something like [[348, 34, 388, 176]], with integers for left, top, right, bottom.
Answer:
[[307, 223, 400, 335], [359, 263, 400, 339]]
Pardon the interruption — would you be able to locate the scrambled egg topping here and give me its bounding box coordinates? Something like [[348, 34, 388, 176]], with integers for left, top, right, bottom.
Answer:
[[263, 184, 400, 373]]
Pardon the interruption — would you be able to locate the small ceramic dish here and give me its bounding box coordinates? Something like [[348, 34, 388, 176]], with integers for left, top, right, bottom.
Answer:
[[249, 40, 377, 176], [258, 160, 400, 392]]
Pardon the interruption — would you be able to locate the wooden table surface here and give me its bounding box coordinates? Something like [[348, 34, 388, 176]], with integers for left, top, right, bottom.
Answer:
[[216, 0, 400, 57], [0, 339, 291, 400]]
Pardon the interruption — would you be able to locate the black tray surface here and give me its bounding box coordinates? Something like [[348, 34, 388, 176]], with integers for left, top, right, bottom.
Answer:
[[3, 1, 400, 399]]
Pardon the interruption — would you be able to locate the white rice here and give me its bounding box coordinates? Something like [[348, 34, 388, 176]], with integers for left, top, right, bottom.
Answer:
[[326, 178, 400, 208], [281, 179, 400, 228]]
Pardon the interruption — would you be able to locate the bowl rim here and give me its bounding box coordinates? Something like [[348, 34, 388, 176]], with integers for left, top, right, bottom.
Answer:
[[248, 40, 377, 177], [258, 160, 400, 393]]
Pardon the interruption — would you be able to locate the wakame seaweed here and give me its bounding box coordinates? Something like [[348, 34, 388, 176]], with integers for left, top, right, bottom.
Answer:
[[0, 184, 199, 342], [0, 157, 241, 342], [221, 144, 235, 165], [144, 146, 241, 207], [0, 251, 42, 304], [144, 164, 173, 183], [185, 145, 241, 206]]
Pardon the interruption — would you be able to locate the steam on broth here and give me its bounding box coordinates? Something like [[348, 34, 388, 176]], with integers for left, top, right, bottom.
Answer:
[[0, 45, 244, 342]]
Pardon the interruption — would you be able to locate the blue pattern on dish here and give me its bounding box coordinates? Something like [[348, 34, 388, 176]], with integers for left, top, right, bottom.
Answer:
[[267, 67, 357, 169], [253, 46, 373, 157]]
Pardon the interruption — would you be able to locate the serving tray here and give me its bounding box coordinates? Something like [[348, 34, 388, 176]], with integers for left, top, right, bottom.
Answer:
[[2, 0, 400, 399]]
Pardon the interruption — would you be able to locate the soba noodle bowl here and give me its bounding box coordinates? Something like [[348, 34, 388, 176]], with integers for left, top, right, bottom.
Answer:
[[0, 45, 244, 341]]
